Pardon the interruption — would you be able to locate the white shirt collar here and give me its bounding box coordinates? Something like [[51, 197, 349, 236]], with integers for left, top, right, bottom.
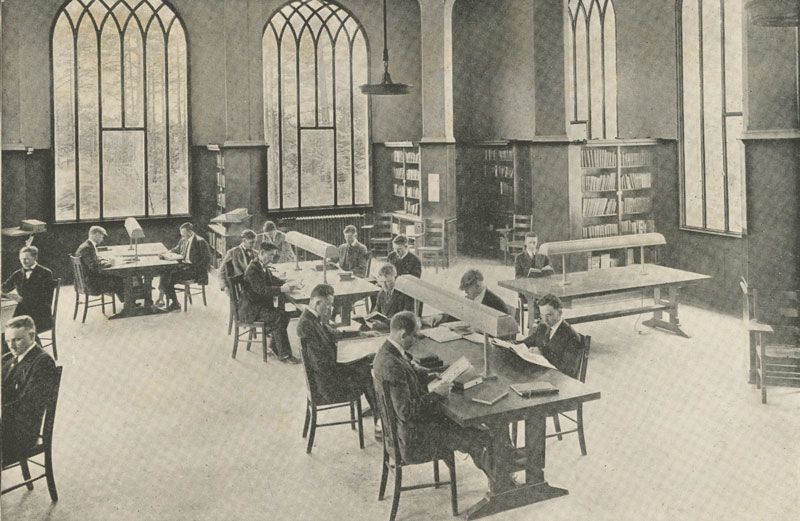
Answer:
[[23, 263, 38, 271], [474, 287, 487, 304], [549, 319, 563, 339], [396, 250, 408, 260], [88, 239, 97, 248], [345, 239, 361, 248], [16, 343, 36, 363]]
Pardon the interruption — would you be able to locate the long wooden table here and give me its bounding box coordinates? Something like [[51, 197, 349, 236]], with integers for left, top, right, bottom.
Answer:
[[338, 334, 601, 519], [271, 261, 378, 325], [100, 242, 181, 319], [499, 264, 711, 337]]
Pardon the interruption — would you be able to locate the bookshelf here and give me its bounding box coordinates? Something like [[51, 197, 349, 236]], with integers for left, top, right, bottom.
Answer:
[[384, 142, 425, 236], [207, 208, 252, 269], [208, 144, 226, 213]]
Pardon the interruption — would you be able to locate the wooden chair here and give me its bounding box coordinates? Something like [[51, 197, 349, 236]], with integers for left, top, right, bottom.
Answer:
[[300, 344, 364, 454], [545, 334, 592, 455], [354, 253, 375, 316], [374, 379, 457, 521], [501, 214, 533, 265], [366, 213, 394, 258], [2, 366, 63, 501], [228, 275, 270, 363], [177, 280, 208, 312], [740, 278, 800, 404], [69, 255, 116, 323], [38, 279, 60, 360], [416, 219, 448, 273]]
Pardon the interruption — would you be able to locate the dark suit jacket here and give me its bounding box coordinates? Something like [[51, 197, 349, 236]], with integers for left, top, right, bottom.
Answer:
[[239, 260, 284, 323], [2, 265, 55, 332], [372, 340, 445, 463], [387, 251, 422, 278], [2, 344, 57, 463], [296, 309, 366, 404], [514, 251, 553, 279], [522, 321, 583, 378], [219, 245, 255, 289], [372, 289, 414, 318], [169, 235, 211, 284], [75, 240, 114, 293], [338, 241, 370, 278], [441, 289, 509, 324]]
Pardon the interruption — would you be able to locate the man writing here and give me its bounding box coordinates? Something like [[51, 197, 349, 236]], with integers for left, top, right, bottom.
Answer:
[[425, 269, 509, 327], [2, 316, 57, 466], [372, 311, 517, 493], [2, 246, 56, 333], [338, 225, 370, 278], [219, 229, 257, 292], [520, 294, 583, 377], [240, 242, 302, 364], [158, 223, 211, 311], [75, 225, 125, 303]]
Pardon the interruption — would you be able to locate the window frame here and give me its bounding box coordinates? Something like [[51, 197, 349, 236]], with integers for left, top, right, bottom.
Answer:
[[261, 0, 373, 212], [48, 0, 193, 223]]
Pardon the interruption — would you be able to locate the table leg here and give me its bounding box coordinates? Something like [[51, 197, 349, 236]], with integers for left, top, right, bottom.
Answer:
[[109, 274, 166, 319], [462, 418, 568, 520], [642, 285, 690, 338], [340, 302, 353, 326]]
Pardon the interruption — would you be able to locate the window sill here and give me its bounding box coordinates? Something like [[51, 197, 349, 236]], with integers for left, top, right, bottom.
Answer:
[[52, 214, 192, 226], [266, 205, 373, 216], [678, 226, 743, 239]]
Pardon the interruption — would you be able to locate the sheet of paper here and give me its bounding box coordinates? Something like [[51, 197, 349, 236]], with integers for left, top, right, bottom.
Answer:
[[463, 332, 486, 344], [428, 355, 471, 392], [337, 336, 385, 364], [421, 326, 463, 343]]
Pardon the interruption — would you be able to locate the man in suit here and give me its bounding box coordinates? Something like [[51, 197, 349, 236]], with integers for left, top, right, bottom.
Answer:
[[75, 225, 125, 303], [262, 221, 295, 263], [240, 242, 301, 364], [296, 284, 379, 434], [158, 223, 211, 311], [426, 269, 509, 327], [521, 294, 583, 377], [514, 232, 554, 324], [387, 235, 422, 313], [371, 263, 414, 319], [338, 225, 370, 278], [372, 311, 517, 493], [219, 229, 257, 292], [2, 315, 57, 465], [2, 246, 55, 333]]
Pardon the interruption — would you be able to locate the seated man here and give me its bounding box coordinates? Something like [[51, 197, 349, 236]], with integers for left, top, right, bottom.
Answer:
[[426, 269, 508, 327], [338, 225, 370, 278], [514, 232, 553, 323], [2, 246, 55, 333], [372, 263, 414, 319], [262, 221, 295, 263], [387, 234, 422, 313], [240, 242, 301, 364], [219, 229, 257, 292], [372, 311, 517, 493], [75, 225, 125, 303], [158, 223, 211, 311], [297, 284, 379, 435], [2, 315, 58, 466], [520, 294, 582, 377]]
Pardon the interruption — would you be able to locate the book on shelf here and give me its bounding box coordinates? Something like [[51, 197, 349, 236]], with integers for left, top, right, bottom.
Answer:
[[470, 386, 509, 406], [582, 223, 620, 239], [406, 169, 420, 181], [620, 219, 655, 234], [582, 147, 616, 168], [509, 381, 559, 398], [583, 197, 617, 217], [405, 150, 420, 163], [622, 196, 651, 214], [588, 252, 613, 270], [620, 148, 651, 167], [583, 172, 616, 191], [485, 148, 513, 162], [620, 172, 652, 190]]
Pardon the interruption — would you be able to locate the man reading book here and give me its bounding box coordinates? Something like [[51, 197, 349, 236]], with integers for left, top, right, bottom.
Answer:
[[372, 311, 518, 494], [514, 232, 554, 324], [425, 269, 508, 327], [372, 263, 414, 319], [520, 294, 583, 378]]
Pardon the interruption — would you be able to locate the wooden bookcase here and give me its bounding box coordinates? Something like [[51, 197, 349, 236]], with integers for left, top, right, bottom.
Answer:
[[207, 209, 252, 269], [209, 145, 226, 213], [387, 142, 424, 235]]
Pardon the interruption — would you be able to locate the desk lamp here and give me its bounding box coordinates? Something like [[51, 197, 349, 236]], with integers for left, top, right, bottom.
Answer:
[[285, 231, 340, 283], [124, 217, 145, 261]]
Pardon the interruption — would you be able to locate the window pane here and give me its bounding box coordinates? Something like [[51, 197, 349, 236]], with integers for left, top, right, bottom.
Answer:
[[317, 33, 334, 127], [603, 1, 618, 138], [352, 31, 369, 205], [281, 35, 299, 209], [168, 22, 189, 214], [123, 23, 144, 127], [565, 5, 576, 122], [574, 7, 589, 122], [588, 10, 603, 139], [101, 22, 122, 127], [723, 0, 743, 113], [102, 131, 145, 217], [702, 0, 725, 231], [146, 27, 168, 215], [298, 30, 316, 127], [300, 129, 334, 206], [682, 0, 703, 228], [263, 29, 281, 210], [77, 17, 100, 220], [54, 15, 77, 221], [725, 116, 743, 233], [334, 32, 352, 204]]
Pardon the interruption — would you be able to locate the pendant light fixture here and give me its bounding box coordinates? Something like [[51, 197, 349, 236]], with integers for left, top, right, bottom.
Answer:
[[359, 0, 412, 95], [746, 0, 800, 27]]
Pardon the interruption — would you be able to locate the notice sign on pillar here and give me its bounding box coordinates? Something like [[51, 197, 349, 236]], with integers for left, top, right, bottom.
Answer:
[[427, 173, 440, 202]]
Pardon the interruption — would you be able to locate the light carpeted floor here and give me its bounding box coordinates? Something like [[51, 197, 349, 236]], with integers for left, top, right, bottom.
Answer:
[[2, 257, 799, 521]]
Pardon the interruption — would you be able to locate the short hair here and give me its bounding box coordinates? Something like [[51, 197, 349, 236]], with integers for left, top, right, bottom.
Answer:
[[6, 315, 36, 333], [390, 311, 418, 336], [180, 222, 194, 232], [343, 225, 357, 235], [524, 232, 538, 240], [538, 293, 562, 310], [263, 221, 277, 233], [20, 245, 39, 258], [378, 263, 397, 278], [310, 283, 335, 300], [392, 234, 408, 246], [259, 241, 279, 253], [459, 269, 484, 290], [240, 229, 257, 240], [88, 225, 108, 237]]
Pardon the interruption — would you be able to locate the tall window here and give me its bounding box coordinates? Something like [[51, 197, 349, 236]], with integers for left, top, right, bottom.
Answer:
[[263, 0, 370, 210], [52, 0, 189, 221], [678, 0, 743, 234], [565, 0, 618, 140]]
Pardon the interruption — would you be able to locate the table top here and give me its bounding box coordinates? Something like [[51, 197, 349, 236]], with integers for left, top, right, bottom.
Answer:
[[271, 261, 378, 303], [1, 298, 19, 326], [99, 242, 179, 274], [338, 334, 601, 428], [499, 264, 711, 300]]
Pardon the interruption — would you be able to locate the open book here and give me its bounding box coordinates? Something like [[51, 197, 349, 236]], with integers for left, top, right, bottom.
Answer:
[[428, 356, 472, 393], [353, 311, 389, 331], [491, 338, 556, 370], [528, 265, 555, 277]]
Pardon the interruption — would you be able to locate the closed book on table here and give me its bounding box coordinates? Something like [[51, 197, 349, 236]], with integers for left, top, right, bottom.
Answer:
[[452, 368, 484, 392], [509, 382, 559, 398], [470, 387, 509, 406]]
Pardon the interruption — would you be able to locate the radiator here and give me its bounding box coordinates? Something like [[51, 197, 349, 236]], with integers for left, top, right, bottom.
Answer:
[[282, 213, 366, 246]]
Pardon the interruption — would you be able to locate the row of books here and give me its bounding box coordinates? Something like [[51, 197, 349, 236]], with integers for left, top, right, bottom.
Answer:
[[620, 148, 652, 167], [394, 168, 420, 181], [583, 172, 616, 191], [620, 172, 652, 189], [486, 164, 514, 179], [588, 253, 615, 270], [621, 219, 655, 234], [583, 197, 617, 217], [582, 223, 620, 239], [498, 181, 513, 196], [581, 147, 616, 168], [216, 192, 225, 208], [208, 231, 226, 256], [485, 148, 513, 161], [403, 200, 420, 215], [392, 149, 420, 163], [622, 197, 651, 214], [393, 185, 420, 199], [216, 171, 226, 189]]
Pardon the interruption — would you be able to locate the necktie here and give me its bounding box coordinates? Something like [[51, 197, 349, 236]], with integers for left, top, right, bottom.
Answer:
[[343, 246, 350, 268], [23, 269, 33, 279]]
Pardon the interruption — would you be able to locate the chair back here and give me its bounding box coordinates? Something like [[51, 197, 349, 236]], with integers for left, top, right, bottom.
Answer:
[[421, 219, 445, 249], [364, 252, 373, 278], [41, 366, 63, 450], [740, 277, 755, 324], [227, 270, 243, 323], [511, 214, 533, 241], [299, 343, 322, 404], [373, 213, 394, 237], [374, 378, 402, 463], [69, 255, 89, 295], [577, 334, 591, 383]]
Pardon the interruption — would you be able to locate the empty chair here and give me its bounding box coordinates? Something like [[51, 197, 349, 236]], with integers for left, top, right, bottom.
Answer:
[[2, 366, 63, 502], [177, 280, 208, 312], [38, 279, 61, 360], [416, 219, 448, 273], [366, 214, 394, 258], [69, 255, 116, 323], [500, 214, 533, 265]]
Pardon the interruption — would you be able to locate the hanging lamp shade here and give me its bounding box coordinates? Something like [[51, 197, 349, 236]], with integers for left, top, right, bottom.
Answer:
[[359, 0, 412, 95], [746, 0, 800, 27]]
